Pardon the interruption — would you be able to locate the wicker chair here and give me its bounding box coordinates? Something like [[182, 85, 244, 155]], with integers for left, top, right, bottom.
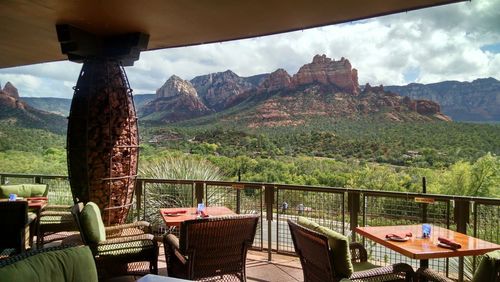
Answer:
[[416, 250, 500, 282], [0, 201, 36, 256], [71, 202, 159, 279], [163, 214, 259, 281], [288, 219, 415, 282], [36, 204, 77, 247]]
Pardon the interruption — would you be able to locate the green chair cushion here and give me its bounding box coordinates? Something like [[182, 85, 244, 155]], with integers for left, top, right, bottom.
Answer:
[[80, 202, 106, 243], [0, 245, 98, 282], [472, 250, 500, 282], [297, 217, 354, 278], [353, 261, 379, 272], [97, 238, 156, 256], [0, 184, 48, 198], [23, 184, 48, 197]]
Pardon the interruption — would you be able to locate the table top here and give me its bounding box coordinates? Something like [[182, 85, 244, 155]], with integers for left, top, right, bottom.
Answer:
[[355, 224, 500, 260], [160, 206, 235, 227], [0, 197, 48, 210]]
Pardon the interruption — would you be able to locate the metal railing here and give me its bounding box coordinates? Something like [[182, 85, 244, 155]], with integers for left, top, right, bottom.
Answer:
[[1, 172, 498, 281]]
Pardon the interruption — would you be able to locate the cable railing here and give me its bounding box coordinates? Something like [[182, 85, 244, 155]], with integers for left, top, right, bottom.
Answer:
[[1, 172, 498, 281]]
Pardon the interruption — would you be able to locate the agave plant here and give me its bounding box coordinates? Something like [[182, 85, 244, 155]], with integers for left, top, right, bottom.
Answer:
[[138, 156, 225, 227]]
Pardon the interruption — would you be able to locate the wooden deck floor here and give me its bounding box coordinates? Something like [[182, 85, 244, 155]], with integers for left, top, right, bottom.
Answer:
[[156, 247, 303, 282]]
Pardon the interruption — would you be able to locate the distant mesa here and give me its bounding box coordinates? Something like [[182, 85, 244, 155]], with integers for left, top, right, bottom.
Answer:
[[139, 54, 451, 126]]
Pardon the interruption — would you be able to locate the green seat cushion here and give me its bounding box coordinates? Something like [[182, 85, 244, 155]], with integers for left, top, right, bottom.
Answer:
[[0, 184, 48, 198], [297, 217, 354, 278], [353, 261, 379, 272], [0, 245, 98, 282], [80, 202, 106, 243], [472, 250, 500, 282], [97, 237, 156, 256]]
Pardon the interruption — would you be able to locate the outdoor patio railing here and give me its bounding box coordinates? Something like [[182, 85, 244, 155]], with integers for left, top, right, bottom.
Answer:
[[1, 172, 498, 281]]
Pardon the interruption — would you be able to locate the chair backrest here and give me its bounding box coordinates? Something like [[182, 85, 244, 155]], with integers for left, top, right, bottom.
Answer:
[[288, 219, 336, 282], [0, 245, 98, 282], [71, 202, 87, 244], [472, 250, 500, 282], [179, 214, 259, 280], [0, 201, 29, 253]]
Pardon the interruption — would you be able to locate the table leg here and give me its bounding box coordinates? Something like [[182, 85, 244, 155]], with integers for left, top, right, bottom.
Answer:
[[420, 259, 429, 268], [419, 259, 429, 282]]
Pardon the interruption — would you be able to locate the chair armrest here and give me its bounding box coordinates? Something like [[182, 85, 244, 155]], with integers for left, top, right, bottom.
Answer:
[[164, 234, 180, 250], [349, 242, 368, 262], [163, 233, 187, 266], [416, 267, 454, 282]]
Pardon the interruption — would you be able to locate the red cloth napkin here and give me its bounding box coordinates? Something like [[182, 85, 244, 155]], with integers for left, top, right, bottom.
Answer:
[[438, 237, 461, 249], [385, 232, 413, 240], [163, 210, 187, 215], [200, 210, 209, 218]]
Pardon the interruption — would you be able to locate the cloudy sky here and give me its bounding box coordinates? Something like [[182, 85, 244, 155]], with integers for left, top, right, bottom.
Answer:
[[1, 0, 499, 98]]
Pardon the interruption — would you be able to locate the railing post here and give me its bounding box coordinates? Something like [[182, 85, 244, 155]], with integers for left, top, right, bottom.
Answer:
[[135, 179, 143, 221], [454, 200, 470, 282], [195, 182, 204, 205], [264, 185, 275, 261], [0, 175, 5, 185], [348, 192, 360, 242], [236, 170, 241, 214], [422, 177, 428, 223]]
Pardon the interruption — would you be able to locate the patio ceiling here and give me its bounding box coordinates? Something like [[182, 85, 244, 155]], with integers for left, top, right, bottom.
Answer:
[[0, 0, 465, 69]]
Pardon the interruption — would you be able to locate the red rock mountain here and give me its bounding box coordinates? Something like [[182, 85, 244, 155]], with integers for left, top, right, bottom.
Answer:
[[140, 75, 213, 122], [0, 82, 67, 133], [140, 54, 449, 126]]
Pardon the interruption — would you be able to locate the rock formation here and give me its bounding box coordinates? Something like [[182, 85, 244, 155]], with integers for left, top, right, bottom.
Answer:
[[156, 75, 198, 98], [3, 82, 20, 99], [291, 54, 360, 95], [141, 75, 213, 122], [191, 70, 255, 110], [0, 81, 25, 109], [258, 69, 292, 92], [141, 54, 450, 125]]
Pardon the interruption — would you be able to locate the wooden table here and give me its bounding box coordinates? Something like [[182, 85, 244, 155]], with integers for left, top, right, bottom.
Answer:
[[355, 224, 500, 280], [160, 206, 235, 228]]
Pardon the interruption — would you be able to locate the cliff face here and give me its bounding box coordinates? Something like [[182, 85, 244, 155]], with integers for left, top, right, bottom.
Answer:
[[156, 75, 198, 98], [141, 75, 213, 122], [291, 54, 359, 95], [385, 78, 500, 121], [191, 70, 256, 111]]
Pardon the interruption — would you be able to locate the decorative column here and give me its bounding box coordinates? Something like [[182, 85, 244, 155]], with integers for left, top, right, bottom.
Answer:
[[57, 25, 148, 225]]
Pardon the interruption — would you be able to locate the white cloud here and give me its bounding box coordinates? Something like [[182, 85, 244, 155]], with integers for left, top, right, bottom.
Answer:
[[0, 0, 499, 98]]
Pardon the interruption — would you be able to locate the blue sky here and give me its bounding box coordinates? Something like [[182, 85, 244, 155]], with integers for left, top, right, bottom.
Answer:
[[0, 0, 499, 98]]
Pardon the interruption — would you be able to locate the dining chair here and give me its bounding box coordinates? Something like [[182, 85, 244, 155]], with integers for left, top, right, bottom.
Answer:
[[0, 201, 36, 256], [163, 214, 259, 281], [416, 250, 500, 282], [288, 218, 415, 282], [71, 202, 159, 279]]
